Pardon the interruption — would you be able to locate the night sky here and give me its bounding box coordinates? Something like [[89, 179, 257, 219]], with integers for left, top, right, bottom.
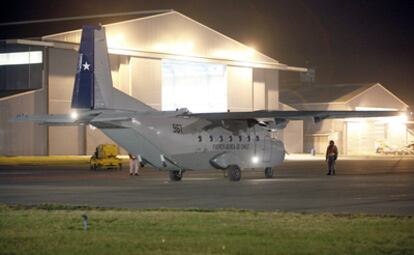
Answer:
[[2, 0, 413, 108]]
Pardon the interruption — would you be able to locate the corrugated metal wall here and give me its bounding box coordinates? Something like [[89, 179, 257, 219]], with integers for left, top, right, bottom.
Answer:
[[0, 90, 47, 155]]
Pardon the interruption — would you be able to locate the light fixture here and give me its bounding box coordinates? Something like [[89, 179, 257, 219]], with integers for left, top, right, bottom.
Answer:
[[399, 113, 408, 123], [252, 156, 259, 164], [246, 47, 255, 57], [70, 111, 78, 120]]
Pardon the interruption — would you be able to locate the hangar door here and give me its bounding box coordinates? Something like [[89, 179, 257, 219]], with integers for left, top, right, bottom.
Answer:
[[305, 135, 328, 154], [162, 59, 227, 113], [346, 121, 382, 154]]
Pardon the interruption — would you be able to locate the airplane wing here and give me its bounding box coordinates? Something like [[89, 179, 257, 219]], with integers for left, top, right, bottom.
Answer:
[[186, 110, 404, 122], [13, 109, 405, 127]]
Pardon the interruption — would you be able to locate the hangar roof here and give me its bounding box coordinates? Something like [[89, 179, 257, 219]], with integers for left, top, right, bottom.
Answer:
[[280, 83, 408, 107], [40, 10, 306, 71]]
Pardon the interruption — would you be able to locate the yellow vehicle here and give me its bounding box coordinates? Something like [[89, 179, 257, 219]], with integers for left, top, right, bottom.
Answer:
[[90, 144, 122, 170]]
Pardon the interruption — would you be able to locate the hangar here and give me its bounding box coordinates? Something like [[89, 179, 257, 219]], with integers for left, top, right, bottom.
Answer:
[[281, 83, 412, 155], [0, 10, 305, 156]]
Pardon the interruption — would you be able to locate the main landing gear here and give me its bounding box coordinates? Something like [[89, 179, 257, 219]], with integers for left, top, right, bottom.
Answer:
[[169, 170, 183, 181], [264, 167, 273, 178], [226, 165, 241, 182]]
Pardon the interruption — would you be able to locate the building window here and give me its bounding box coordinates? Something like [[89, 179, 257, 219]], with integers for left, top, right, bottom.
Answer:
[[209, 135, 213, 142], [229, 136, 233, 142], [0, 46, 44, 96], [238, 136, 242, 142], [219, 135, 223, 142], [247, 136, 251, 142], [162, 59, 227, 113], [256, 135, 260, 141], [198, 136, 202, 142], [0, 51, 43, 66]]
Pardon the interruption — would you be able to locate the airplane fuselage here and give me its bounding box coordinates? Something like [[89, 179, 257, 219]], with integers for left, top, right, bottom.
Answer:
[[93, 113, 285, 172]]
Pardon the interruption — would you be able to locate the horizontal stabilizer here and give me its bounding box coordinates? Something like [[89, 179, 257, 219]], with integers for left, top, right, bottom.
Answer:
[[12, 113, 79, 126], [11, 111, 101, 126], [11, 109, 152, 126]]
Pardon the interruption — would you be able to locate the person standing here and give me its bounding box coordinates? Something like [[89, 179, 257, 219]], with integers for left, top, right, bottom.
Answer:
[[128, 153, 139, 176], [326, 140, 338, 175]]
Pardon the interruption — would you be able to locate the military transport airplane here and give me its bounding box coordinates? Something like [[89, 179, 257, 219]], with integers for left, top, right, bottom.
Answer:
[[15, 25, 403, 181]]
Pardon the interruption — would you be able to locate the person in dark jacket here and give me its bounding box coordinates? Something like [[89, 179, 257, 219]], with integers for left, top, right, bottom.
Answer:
[[326, 140, 338, 175]]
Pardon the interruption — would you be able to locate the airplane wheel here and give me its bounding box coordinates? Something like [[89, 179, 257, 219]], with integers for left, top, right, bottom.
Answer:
[[264, 167, 273, 178], [169, 170, 182, 181], [227, 165, 241, 182]]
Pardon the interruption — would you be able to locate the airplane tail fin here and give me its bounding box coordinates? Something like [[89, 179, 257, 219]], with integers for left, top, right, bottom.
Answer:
[[72, 25, 154, 112]]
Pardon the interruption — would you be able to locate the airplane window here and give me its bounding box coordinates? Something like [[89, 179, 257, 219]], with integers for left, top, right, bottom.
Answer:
[[229, 136, 233, 142], [256, 135, 259, 141], [209, 135, 213, 142], [238, 136, 242, 142], [219, 135, 223, 142], [247, 136, 251, 142], [198, 136, 202, 142]]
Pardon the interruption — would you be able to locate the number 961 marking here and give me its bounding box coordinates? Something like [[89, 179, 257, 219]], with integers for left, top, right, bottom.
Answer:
[[172, 124, 183, 134]]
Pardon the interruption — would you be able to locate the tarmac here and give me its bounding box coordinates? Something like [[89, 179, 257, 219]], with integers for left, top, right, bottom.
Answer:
[[0, 156, 413, 215]]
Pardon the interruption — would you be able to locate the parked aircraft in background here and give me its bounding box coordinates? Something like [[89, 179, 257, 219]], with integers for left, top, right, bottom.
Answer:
[[15, 25, 403, 181]]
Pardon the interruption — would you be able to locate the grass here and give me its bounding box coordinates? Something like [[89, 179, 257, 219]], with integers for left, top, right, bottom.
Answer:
[[0, 205, 413, 254]]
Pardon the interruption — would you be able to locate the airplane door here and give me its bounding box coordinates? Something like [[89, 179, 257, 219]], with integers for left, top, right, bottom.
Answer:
[[263, 135, 272, 162]]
